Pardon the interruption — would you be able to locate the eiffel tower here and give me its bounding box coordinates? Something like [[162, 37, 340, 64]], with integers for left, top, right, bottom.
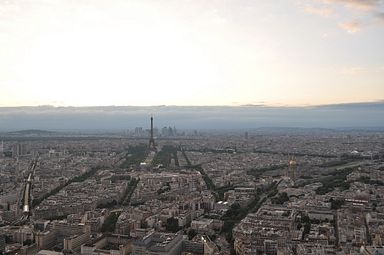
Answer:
[[148, 116, 156, 151]]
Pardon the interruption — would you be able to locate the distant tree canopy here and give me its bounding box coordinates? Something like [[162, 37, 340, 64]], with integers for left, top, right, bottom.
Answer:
[[101, 212, 121, 233], [271, 192, 289, 205], [153, 145, 179, 167], [23, 239, 33, 246], [97, 199, 117, 209], [316, 168, 355, 195], [301, 214, 311, 240], [188, 229, 197, 240], [121, 178, 139, 205], [165, 217, 180, 233], [330, 198, 345, 210], [120, 145, 147, 168]]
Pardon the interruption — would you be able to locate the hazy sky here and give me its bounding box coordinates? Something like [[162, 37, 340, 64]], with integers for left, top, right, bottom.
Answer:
[[0, 0, 383, 107], [1, 103, 384, 130]]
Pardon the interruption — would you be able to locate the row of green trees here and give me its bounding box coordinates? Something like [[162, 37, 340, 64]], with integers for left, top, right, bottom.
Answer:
[[101, 211, 121, 232], [252, 150, 337, 158], [316, 167, 356, 195], [121, 178, 139, 206], [97, 200, 118, 209], [119, 145, 148, 168], [357, 176, 384, 186], [246, 164, 287, 178], [152, 145, 179, 167], [197, 166, 216, 191], [271, 192, 289, 205], [181, 149, 191, 166], [32, 166, 101, 207]]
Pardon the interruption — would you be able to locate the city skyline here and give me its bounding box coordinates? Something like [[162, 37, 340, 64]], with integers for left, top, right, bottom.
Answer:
[[1, 0, 384, 107]]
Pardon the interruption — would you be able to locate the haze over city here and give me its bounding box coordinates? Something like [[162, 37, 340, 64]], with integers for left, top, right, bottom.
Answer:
[[1, 103, 384, 131]]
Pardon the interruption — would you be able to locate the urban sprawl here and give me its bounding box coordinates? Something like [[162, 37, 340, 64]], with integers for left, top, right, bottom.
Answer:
[[1, 119, 384, 255]]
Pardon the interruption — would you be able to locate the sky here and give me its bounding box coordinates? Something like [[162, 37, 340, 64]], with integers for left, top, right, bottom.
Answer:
[[0, 0, 383, 107]]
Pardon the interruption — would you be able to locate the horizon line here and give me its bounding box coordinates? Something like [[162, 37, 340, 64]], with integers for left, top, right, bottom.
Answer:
[[1, 99, 384, 109]]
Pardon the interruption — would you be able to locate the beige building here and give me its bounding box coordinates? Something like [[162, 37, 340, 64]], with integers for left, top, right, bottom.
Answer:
[[35, 231, 57, 250], [64, 232, 90, 252], [81, 234, 132, 255]]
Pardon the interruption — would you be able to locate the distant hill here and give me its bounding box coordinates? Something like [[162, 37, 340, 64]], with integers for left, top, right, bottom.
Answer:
[[6, 129, 59, 136]]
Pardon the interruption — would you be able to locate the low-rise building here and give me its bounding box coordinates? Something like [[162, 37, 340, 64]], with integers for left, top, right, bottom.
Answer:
[[132, 230, 183, 255]]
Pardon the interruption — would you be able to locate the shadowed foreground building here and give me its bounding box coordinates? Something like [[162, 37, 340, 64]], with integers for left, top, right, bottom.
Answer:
[[233, 206, 296, 255], [81, 234, 132, 255], [0, 232, 5, 254], [132, 231, 183, 255]]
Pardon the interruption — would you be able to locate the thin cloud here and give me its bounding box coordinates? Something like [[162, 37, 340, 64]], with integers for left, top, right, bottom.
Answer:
[[323, 0, 381, 11], [304, 6, 334, 17], [340, 66, 364, 75], [376, 12, 384, 21], [301, 0, 384, 33], [338, 20, 362, 33]]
